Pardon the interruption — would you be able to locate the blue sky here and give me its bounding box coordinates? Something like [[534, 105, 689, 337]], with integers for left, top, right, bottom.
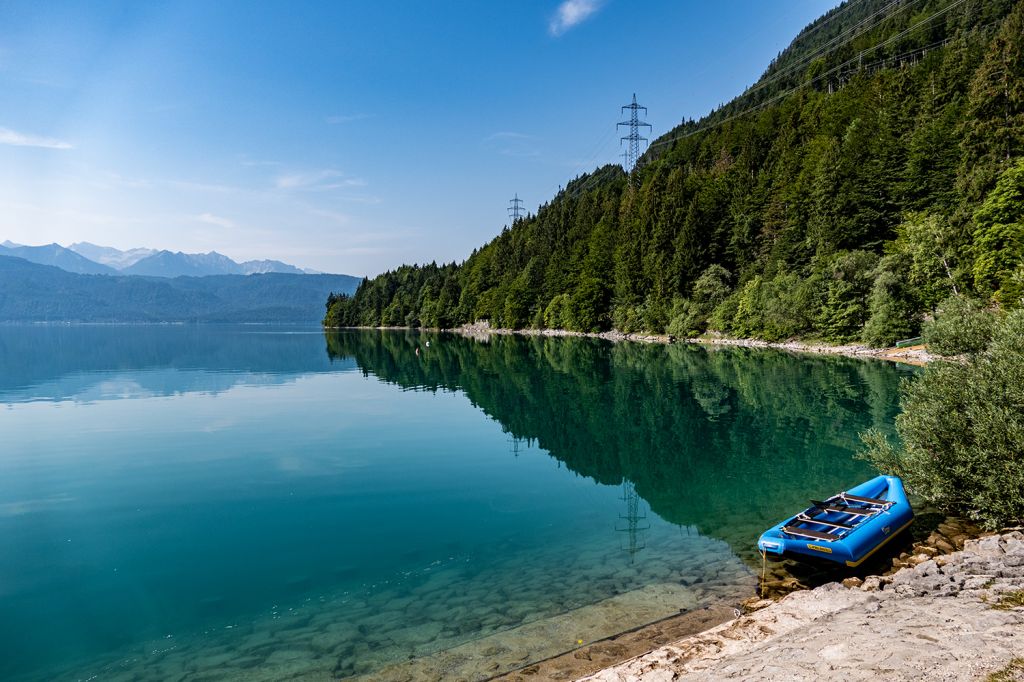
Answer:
[[0, 1, 839, 276]]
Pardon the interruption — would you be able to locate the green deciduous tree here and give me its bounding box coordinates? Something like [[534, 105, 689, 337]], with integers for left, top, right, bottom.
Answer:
[[666, 265, 733, 338], [889, 212, 965, 308], [862, 255, 920, 347], [922, 294, 997, 356]]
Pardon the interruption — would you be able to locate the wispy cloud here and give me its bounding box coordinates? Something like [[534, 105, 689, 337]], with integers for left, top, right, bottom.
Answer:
[[549, 0, 603, 36], [324, 246, 389, 256], [306, 207, 351, 225], [484, 131, 541, 158], [238, 155, 283, 168], [326, 114, 370, 125], [195, 212, 235, 229], [485, 131, 537, 142], [274, 169, 366, 191], [0, 126, 72, 150]]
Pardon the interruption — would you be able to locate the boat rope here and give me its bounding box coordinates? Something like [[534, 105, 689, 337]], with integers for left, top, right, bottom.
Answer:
[[759, 548, 767, 597]]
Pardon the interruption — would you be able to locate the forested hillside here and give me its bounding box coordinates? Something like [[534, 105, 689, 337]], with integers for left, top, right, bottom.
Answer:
[[326, 0, 1024, 345]]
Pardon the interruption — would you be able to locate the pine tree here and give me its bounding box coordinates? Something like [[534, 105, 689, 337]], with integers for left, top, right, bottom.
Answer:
[[960, 3, 1024, 200]]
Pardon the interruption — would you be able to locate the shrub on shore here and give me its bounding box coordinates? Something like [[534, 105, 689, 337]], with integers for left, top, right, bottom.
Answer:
[[860, 309, 1024, 529], [923, 295, 997, 356]]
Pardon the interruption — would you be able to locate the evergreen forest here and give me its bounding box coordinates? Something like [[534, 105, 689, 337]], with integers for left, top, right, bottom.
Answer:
[[325, 0, 1024, 346]]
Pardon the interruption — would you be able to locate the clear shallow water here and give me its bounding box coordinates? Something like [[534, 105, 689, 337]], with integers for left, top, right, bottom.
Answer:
[[0, 326, 917, 680]]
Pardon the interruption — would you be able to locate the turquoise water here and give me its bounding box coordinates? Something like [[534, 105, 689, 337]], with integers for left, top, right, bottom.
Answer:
[[0, 326, 916, 680]]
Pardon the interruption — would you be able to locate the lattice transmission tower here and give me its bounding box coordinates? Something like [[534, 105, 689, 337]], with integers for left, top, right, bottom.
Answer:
[[508, 193, 525, 224], [616, 479, 650, 563], [617, 94, 651, 183]]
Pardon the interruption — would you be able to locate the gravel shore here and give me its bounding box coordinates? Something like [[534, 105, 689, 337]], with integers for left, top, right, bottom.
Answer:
[[451, 322, 937, 365], [578, 531, 1024, 681]]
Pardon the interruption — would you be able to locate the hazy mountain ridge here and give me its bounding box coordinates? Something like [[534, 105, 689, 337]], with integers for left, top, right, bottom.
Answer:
[[122, 250, 244, 277], [1, 240, 322, 278], [69, 242, 157, 269], [120, 250, 308, 276], [0, 254, 360, 323], [240, 259, 305, 275], [0, 241, 118, 275]]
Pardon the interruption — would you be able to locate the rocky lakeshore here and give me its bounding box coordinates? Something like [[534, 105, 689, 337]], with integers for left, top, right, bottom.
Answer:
[[578, 531, 1024, 682], [451, 322, 937, 365]]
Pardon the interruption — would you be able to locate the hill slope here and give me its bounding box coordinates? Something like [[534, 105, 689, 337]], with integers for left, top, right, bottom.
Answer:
[[326, 0, 1024, 346], [0, 256, 359, 322]]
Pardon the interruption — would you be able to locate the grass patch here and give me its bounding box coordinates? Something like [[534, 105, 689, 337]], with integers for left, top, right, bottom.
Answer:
[[987, 657, 1024, 682], [991, 591, 1024, 611]]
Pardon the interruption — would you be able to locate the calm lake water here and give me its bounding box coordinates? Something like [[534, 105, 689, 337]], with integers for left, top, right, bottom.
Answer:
[[0, 326, 917, 680]]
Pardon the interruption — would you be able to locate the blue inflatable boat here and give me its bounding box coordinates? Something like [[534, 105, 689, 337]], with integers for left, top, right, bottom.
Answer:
[[757, 475, 914, 567]]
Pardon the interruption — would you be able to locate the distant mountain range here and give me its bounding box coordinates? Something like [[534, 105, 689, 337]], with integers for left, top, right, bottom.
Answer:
[[0, 255, 360, 323], [67, 242, 156, 269], [1, 241, 117, 275], [1, 240, 321, 278]]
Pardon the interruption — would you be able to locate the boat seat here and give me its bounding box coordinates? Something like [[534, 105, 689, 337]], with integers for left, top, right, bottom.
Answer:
[[796, 513, 853, 530], [840, 492, 891, 507], [811, 500, 877, 516], [782, 525, 839, 541]]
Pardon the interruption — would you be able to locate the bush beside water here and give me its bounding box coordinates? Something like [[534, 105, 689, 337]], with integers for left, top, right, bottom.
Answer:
[[922, 295, 997, 356], [861, 309, 1024, 529]]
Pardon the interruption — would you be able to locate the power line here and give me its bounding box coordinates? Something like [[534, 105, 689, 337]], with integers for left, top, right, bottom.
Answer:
[[548, 126, 618, 198], [650, 0, 922, 152], [789, 0, 864, 44], [555, 0, 905, 200], [557, 95, 650, 200], [539, 3, 870, 205], [647, 0, 973, 156], [745, 0, 920, 100], [556, 0, 975, 203]]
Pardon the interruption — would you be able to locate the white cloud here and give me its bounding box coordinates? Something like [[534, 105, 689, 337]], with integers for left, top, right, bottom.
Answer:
[[0, 126, 72, 149], [195, 212, 235, 229], [549, 0, 603, 36]]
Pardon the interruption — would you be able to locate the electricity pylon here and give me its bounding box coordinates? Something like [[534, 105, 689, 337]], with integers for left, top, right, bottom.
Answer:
[[508, 193, 525, 224], [618, 94, 651, 182]]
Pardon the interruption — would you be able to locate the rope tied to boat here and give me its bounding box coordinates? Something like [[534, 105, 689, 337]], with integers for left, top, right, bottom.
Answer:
[[759, 548, 767, 597]]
